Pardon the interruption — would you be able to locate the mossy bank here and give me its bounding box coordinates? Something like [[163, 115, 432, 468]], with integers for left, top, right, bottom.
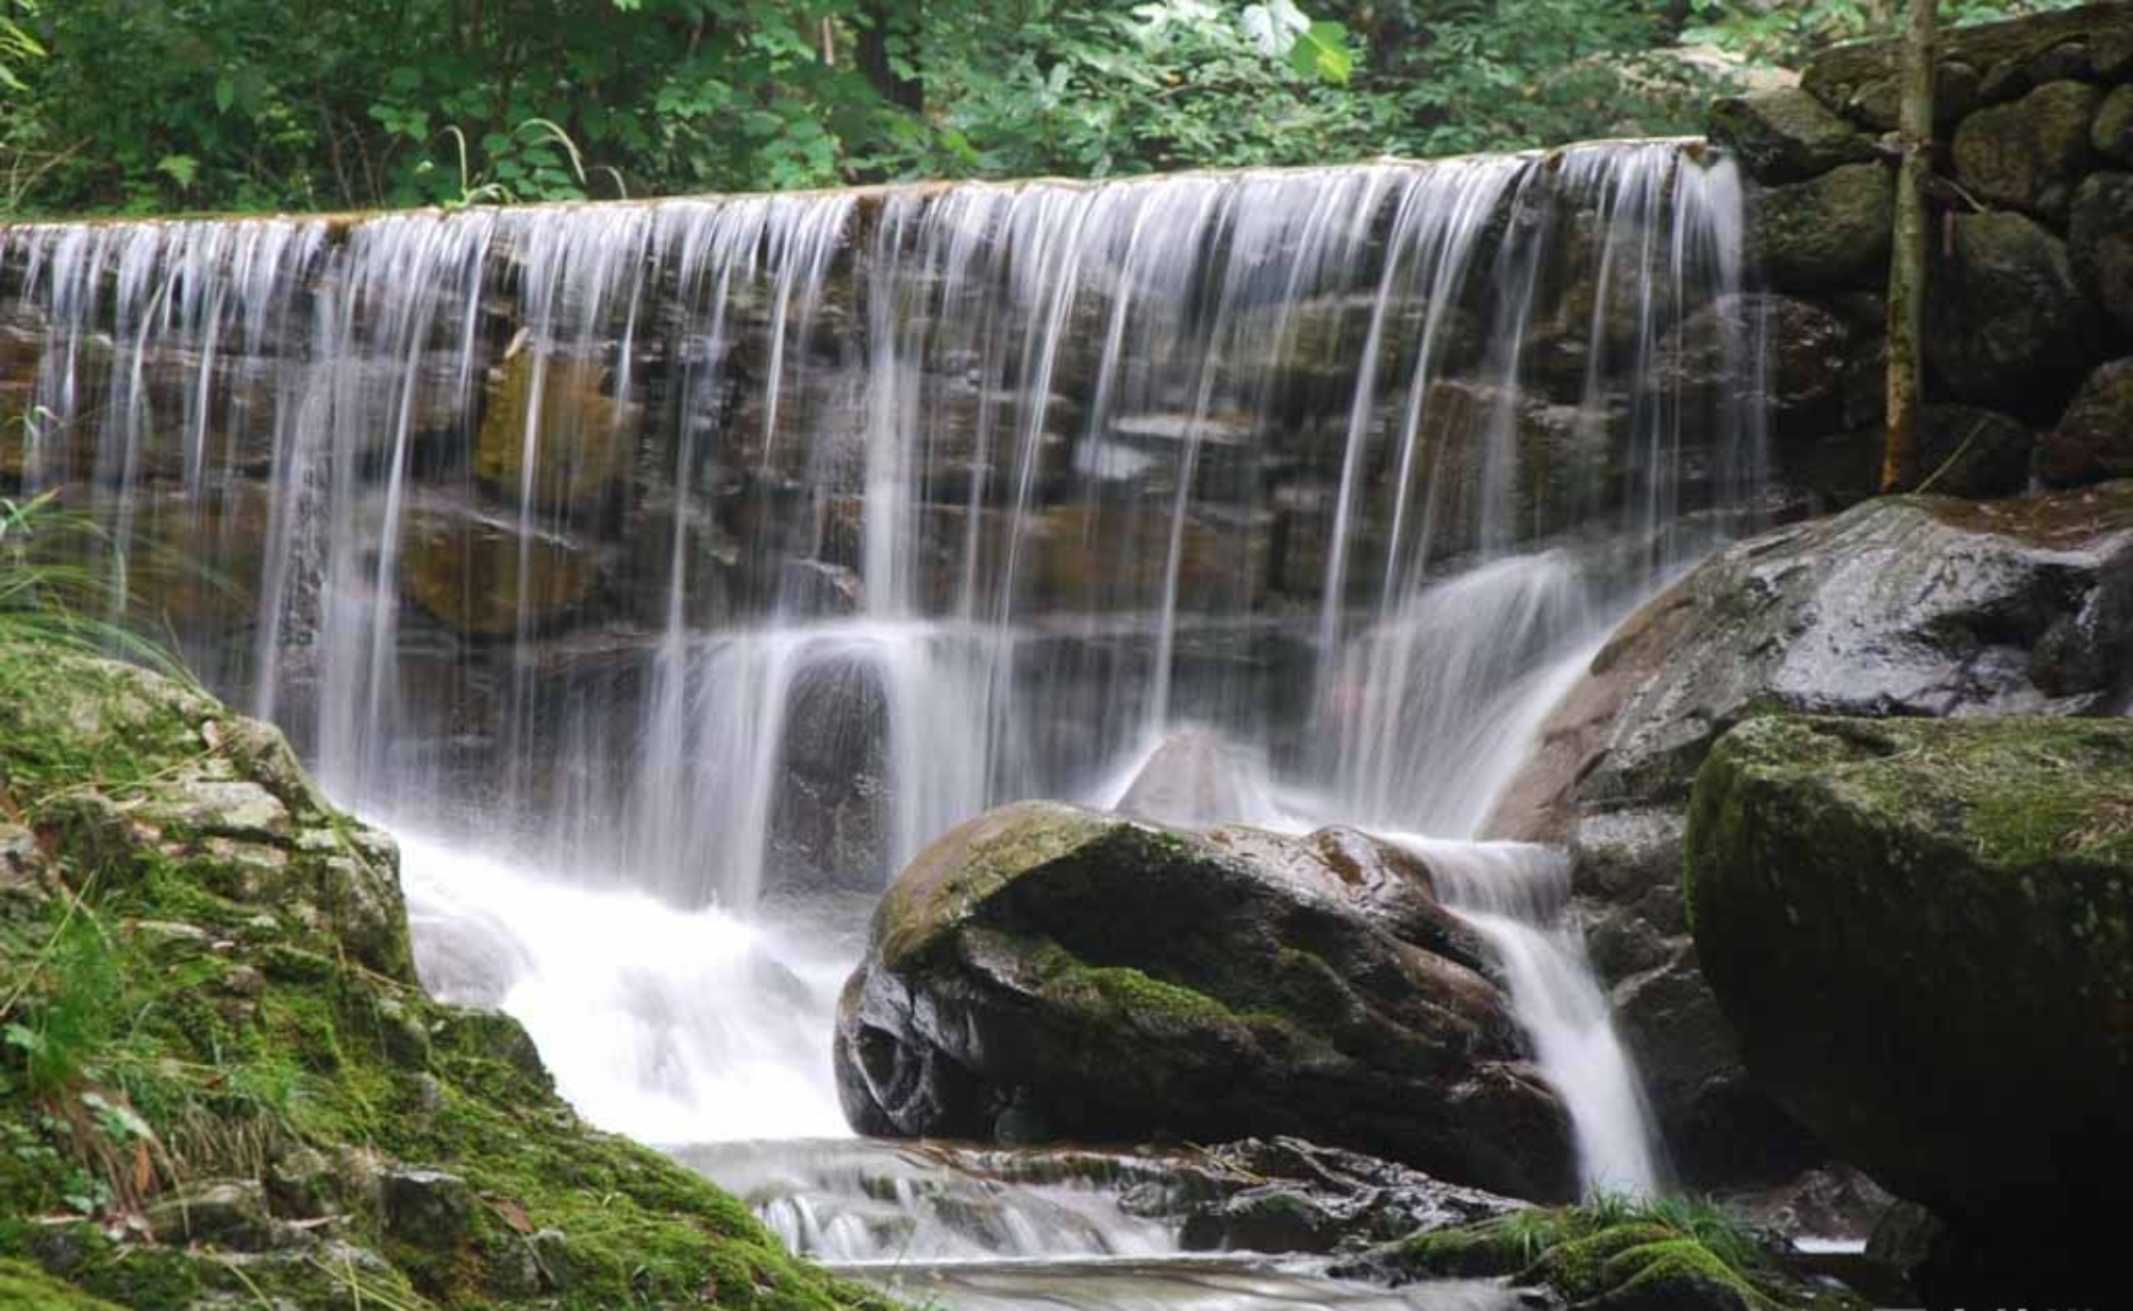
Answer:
[[0, 641, 900, 1310]]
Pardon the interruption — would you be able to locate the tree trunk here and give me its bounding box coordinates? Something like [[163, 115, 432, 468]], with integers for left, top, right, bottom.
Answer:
[[858, 0, 924, 113], [1881, 0, 1935, 494]]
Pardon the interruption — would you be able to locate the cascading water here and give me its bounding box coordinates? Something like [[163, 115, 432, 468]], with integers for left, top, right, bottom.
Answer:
[[0, 140, 1761, 1303]]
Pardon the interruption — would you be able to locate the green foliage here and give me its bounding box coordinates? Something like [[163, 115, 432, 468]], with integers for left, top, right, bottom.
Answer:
[[0, 0, 1749, 217]]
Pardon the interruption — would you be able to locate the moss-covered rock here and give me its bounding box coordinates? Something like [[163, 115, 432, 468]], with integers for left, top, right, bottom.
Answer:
[[2042, 357, 2133, 487], [835, 801, 1577, 1200], [2094, 84, 2133, 163], [0, 642, 898, 1311], [1487, 485, 2133, 1192], [1709, 88, 1876, 185], [1331, 1199, 1850, 1310], [1686, 714, 2133, 1304], [2070, 171, 2133, 336], [1745, 164, 1892, 293], [1925, 210, 2100, 413], [1951, 80, 2102, 220]]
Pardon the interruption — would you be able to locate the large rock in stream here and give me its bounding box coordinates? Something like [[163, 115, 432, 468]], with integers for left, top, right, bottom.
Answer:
[[833, 801, 1578, 1201], [1687, 714, 2133, 1305], [1488, 483, 2133, 1186]]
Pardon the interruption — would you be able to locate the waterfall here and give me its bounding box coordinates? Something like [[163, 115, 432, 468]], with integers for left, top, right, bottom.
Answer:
[[0, 143, 1758, 1246]]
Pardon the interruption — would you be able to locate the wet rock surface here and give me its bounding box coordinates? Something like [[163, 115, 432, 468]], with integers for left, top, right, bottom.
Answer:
[[834, 800, 1577, 1200], [1687, 714, 2133, 1306], [1489, 484, 2133, 1189]]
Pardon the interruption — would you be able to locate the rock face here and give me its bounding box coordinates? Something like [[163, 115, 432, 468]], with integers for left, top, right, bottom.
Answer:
[[1488, 484, 2133, 1186], [1687, 714, 2133, 1303], [1740, 4, 2132, 495], [834, 801, 1577, 1201]]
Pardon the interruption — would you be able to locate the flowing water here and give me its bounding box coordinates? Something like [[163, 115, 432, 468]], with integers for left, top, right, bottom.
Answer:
[[0, 142, 1763, 1303]]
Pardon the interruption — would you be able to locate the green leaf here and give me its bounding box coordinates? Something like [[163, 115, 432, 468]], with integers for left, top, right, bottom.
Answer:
[[214, 74, 235, 113], [1289, 21, 1352, 85], [155, 154, 199, 187]]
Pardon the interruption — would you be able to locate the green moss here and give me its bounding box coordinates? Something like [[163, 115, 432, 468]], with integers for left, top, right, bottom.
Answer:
[[1601, 1237, 1775, 1307], [1363, 1198, 1849, 1310], [0, 644, 903, 1311], [0, 1257, 126, 1310], [1520, 1222, 1679, 1298]]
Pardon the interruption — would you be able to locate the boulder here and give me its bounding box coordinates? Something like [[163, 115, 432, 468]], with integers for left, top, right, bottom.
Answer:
[[1656, 294, 1856, 444], [1486, 486, 2133, 1186], [1497, 486, 2133, 837], [1745, 163, 1891, 293], [1687, 714, 2133, 1304], [1838, 60, 1982, 133], [1707, 88, 1876, 184], [1786, 403, 2032, 509], [2094, 84, 2133, 163], [1925, 211, 2098, 412], [1951, 80, 2101, 219], [2069, 172, 2133, 335], [833, 801, 1577, 1200], [2041, 357, 2133, 487]]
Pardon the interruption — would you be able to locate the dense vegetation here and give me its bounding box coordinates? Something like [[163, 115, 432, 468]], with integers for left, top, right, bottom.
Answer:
[[0, 0, 2083, 217]]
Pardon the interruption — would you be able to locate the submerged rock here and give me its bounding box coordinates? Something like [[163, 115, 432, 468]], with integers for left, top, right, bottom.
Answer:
[[1687, 714, 2133, 1304], [834, 801, 1577, 1200]]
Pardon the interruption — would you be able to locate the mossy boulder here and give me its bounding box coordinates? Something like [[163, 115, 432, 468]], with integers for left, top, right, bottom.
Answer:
[[1708, 88, 1876, 185], [1745, 164, 1892, 293], [1488, 486, 2133, 1190], [2042, 357, 2133, 487], [1951, 80, 2102, 220], [834, 801, 1577, 1200], [1686, 714, 2133, 1304], [1926, 211, 2100, 412], [1569, 486, 2133, 818], [2069, 171, 2133, 336], [1331, 1201, 1849, 1310], [0, 642, 898, 1311], [2094, 84, 2133, 163]]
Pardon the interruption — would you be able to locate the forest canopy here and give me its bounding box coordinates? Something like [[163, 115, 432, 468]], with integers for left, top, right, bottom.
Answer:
[[0, 0, 2084, 217]]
